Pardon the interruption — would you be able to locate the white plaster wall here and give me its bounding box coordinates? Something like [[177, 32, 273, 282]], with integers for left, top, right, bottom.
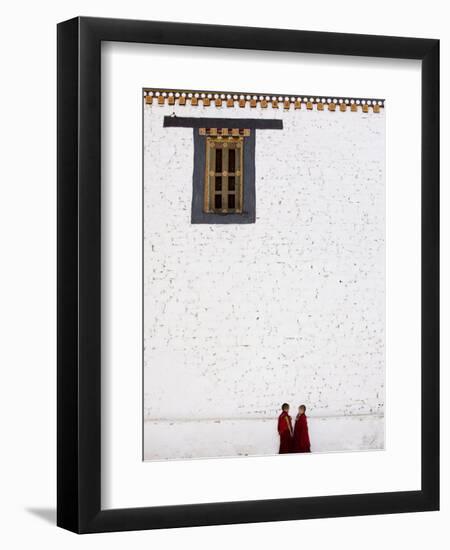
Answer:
[[143, 100, 385, 460]]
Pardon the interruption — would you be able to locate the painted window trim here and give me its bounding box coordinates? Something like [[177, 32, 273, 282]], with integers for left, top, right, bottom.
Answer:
[[192, 130, 255, 224]]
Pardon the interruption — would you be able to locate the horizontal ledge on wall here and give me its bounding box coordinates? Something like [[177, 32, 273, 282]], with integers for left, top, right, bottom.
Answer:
[[163, 117, 283, 130], [144, 88, 385, 112]]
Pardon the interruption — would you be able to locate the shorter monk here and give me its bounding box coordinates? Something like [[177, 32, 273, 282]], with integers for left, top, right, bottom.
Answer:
[[278, 403, 293, 454], [292, 405, 311, 453]]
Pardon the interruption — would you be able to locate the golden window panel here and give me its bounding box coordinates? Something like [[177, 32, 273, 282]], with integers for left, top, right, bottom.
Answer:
[[203, 134, 246, 215]]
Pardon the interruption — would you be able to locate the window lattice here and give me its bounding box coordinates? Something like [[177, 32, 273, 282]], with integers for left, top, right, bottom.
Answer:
[[202, 130, 249, 215]]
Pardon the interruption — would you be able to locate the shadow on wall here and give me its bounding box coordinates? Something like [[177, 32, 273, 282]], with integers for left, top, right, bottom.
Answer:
[[25, 507, 56, 525]]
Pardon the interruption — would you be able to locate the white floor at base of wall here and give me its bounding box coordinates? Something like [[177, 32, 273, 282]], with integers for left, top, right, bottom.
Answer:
[[143, 414, 384, 461]]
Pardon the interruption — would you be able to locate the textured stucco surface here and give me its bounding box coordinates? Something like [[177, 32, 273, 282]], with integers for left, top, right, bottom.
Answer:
[[143, 100, 385, 460]]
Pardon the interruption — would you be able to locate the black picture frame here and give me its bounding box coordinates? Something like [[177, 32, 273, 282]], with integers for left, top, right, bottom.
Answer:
[[57, 16, 439, 534]]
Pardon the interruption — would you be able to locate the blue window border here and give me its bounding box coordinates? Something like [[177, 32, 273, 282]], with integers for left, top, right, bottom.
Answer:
[[191, 130, 256, 224]]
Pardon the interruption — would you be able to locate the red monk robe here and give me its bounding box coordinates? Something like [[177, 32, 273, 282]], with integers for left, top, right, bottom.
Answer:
[[292, 413, 311, 453], [278, 411, 293, 454]]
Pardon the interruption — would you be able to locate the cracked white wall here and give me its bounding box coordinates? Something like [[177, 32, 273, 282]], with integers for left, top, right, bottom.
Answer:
[[143, 100, 385, 460]]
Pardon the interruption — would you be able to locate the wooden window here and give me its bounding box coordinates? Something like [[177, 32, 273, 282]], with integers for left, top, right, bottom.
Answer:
[[204, 136, 244, 214]]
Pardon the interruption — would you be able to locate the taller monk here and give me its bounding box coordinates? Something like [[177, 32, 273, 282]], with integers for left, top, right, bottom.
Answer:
[[277, 403, 293, 454], [292, 404, 311, 453]]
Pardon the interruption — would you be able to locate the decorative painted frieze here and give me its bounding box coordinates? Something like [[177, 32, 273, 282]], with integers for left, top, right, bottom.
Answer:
[[144, 88, 385, 113]]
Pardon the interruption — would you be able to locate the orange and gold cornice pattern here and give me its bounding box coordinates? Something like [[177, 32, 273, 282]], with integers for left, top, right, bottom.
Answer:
[[143, 88, 385, 113]]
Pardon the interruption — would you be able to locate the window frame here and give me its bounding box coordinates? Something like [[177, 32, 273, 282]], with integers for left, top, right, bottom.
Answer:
[[204, 134, 244, 215], [191, 128, 256, 224]]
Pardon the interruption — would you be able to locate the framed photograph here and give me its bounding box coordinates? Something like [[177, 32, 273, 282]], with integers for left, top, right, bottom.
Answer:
[[57, 17, 439, 533]]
